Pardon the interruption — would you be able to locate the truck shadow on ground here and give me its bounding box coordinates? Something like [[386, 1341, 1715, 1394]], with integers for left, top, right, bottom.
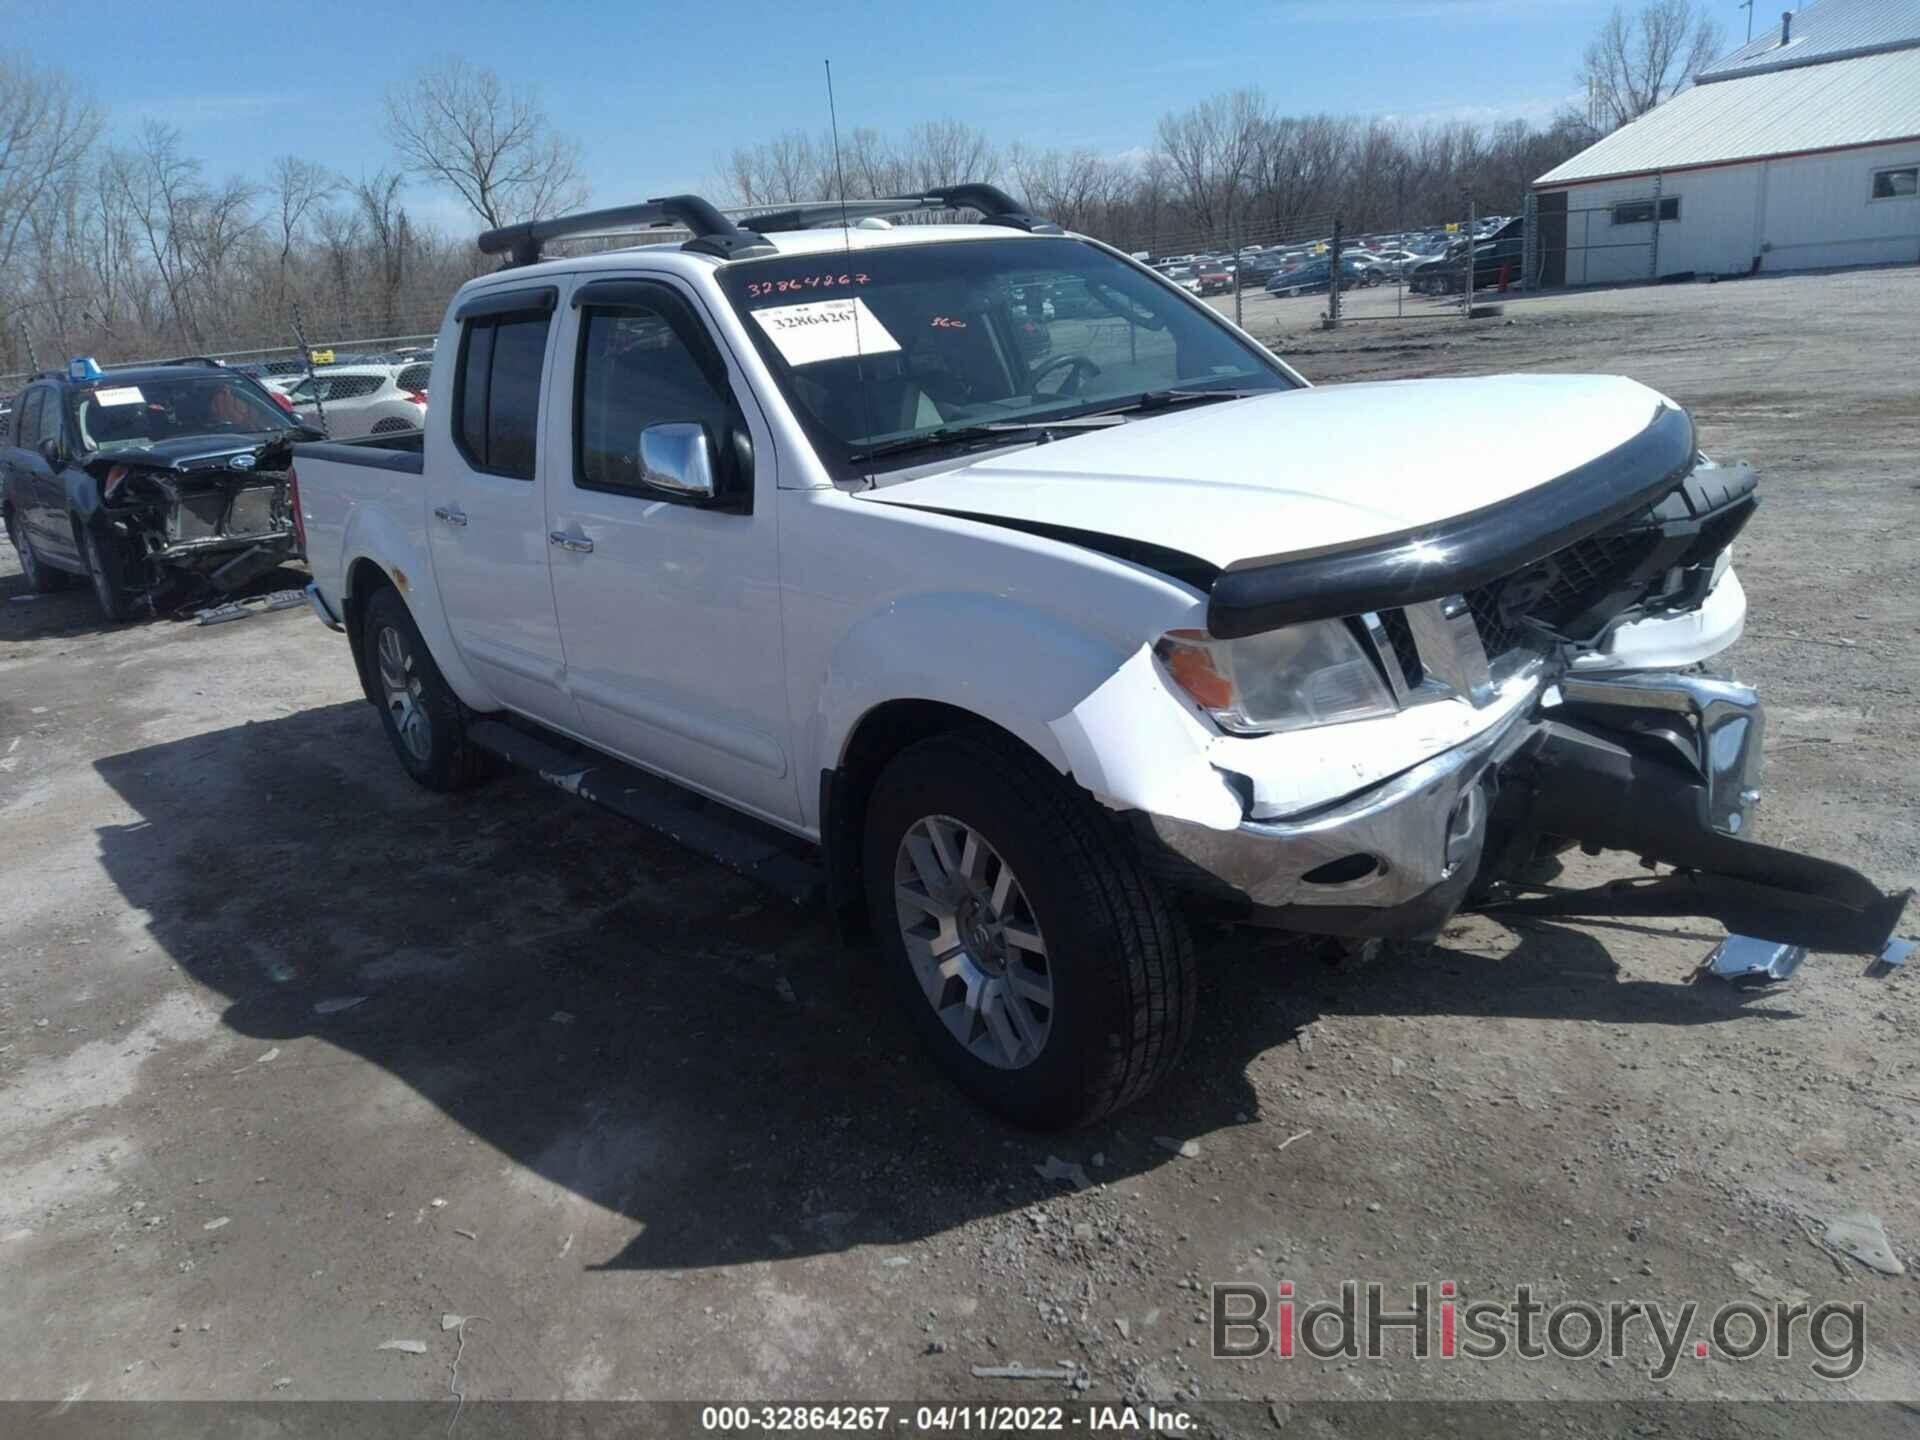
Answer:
[[90, 702, 1797, 1272]]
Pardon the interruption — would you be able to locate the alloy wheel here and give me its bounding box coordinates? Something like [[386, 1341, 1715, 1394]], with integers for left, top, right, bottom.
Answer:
[[893, 814, 1053, 1070], [375, 623, 433, 765]]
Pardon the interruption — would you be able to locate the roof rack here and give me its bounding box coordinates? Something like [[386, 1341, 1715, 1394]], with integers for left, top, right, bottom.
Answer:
[[478, 195, 777, 267], [741, 184, 1062, 236], [477, 185, 1062, 268]]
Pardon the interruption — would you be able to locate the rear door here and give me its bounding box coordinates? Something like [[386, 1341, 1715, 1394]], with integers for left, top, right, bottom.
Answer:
[[541, 277, 798, 825], [426, 285, 571, 722], [13, 388, 70, 558]]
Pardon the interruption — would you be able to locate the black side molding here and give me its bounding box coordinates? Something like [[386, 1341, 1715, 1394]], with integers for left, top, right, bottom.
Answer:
[[1207, 403, 1698, 639]]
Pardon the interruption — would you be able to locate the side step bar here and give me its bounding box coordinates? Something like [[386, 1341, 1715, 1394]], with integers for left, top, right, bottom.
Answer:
[[466, 719, 824, 905]]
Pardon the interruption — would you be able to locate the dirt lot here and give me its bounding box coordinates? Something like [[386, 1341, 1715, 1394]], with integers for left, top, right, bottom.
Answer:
[[3, 267, 1917, 1422]]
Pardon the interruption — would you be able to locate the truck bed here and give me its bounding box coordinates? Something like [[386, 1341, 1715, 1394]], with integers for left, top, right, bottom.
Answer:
[[294, 430, 425, 475]]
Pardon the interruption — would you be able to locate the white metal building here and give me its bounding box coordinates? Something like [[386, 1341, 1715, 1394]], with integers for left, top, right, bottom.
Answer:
[[1532, 0, 1920, 285]]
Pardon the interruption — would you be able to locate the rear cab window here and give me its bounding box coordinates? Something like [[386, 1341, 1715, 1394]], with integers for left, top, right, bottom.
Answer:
[[451, 287, 557, 479]]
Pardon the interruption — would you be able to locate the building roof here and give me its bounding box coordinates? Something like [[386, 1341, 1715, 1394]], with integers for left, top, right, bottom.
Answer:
[[1534, 44, 1920, 187], [1698, 0, 1920, 81]]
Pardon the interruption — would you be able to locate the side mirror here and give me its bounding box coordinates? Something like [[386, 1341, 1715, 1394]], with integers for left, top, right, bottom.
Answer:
[[38, 437, 63, 466], [638, 422, 716, 501]]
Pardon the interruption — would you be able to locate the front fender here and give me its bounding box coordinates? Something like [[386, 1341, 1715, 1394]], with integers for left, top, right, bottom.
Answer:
[[810, 592, 1242, 832], [339, 503, 500, 715]]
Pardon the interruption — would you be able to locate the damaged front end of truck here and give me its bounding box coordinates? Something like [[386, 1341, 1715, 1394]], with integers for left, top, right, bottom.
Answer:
[[80, 439, 301, 611], [1118, 403, 1912, 968]]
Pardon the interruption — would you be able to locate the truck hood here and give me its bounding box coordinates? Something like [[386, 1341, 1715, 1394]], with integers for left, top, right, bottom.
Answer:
[[857, 374, 1682, 571]]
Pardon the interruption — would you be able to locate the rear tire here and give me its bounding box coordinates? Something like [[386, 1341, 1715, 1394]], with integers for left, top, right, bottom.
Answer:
[[7, 511, 70, 594], [361, 586, 494, 792], [80, 524, 140, 621], [863, 727, 1196, 1130]]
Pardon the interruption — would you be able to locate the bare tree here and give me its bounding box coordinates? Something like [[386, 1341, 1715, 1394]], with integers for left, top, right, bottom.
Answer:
[[268, 156, 341, 270], [383, 58, 588, 229], [353, 171, 410, 330], [1580, 0, 1724, 132], [0, 58, 103, 299]]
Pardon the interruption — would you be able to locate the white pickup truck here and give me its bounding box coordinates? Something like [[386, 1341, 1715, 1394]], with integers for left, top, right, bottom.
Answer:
[[295, 188, 1910, 1128]]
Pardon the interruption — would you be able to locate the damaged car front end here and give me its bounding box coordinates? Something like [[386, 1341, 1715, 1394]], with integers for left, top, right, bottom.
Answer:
[[83, 438, 302, 607], [1121, 404, 1911, 964]]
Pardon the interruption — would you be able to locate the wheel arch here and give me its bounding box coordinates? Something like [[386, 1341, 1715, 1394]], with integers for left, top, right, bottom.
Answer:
[[821, 699, 1055, 940], [342, 557, 395, 706]]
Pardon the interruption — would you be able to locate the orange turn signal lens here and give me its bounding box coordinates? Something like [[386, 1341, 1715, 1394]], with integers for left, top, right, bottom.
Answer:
[[1155, 630, 1235, 710]]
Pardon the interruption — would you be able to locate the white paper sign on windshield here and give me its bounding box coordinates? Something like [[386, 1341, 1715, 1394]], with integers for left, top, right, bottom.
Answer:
[[93, 386, 145, 406], [750, 297, 901, 367]]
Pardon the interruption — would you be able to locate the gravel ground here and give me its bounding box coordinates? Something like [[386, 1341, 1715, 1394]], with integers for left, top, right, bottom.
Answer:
[[2, 266, 1917, 1422]]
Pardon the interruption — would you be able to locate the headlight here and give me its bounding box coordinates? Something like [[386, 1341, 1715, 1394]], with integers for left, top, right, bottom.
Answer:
[[1155, 621, 1399, 736]]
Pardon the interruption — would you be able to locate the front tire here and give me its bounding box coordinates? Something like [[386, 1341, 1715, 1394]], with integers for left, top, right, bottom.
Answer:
[[863, 728, 1195, 1129], [80, 524, 140, 621], [361, 586, 494, 792]]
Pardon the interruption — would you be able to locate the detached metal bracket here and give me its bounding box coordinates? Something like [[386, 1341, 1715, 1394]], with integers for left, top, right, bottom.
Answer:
[[1866, 937, 1915, 980], [1700, 934, 1806, 986]]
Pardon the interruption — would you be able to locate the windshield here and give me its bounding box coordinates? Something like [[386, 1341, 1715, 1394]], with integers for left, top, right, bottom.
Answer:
[[69, 375, 291, 453], [718, 236, 1295, 476]]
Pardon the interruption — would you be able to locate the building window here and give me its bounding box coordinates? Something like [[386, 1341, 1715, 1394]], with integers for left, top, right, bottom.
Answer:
[[1871, 166, 1917, 200], [1612, 196, 1680, 225]]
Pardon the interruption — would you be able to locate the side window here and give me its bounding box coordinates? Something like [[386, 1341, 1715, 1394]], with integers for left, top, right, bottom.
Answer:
[[574, 302, 731, 495], [453, 312, 550, 480], [396, 363, 432, 395], [18, 390, 46, 449]]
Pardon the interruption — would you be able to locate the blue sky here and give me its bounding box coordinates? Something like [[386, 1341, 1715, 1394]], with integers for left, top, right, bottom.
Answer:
[[4, 0, 1665, 231]]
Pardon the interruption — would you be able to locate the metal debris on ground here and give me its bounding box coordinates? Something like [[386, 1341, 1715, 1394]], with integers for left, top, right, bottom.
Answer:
[[969, 1362, 1076, 1381], [377, 1339, 429, 1355], [453, 1228, 478, 1240], [1865, 937, 1914, 979], [255, 1048, 280, 1064], [313, 996, 367, 1015], [193, 589, 308, 627], [441, 1315, 467, 1331], [1700, 935, 1806, 985], [202, 1217, 230, 1231], [1824, 1211, 1906, 1276], [1034, 1155, 1090, 1190]]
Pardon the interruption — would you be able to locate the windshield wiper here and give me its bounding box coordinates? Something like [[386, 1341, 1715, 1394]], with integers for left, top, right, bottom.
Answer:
[[1076, 387, 1271, 419], [849, 415, 1124, 464]]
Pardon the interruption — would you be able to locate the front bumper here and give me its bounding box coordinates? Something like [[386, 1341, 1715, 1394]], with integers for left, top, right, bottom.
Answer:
[[1140, 667, 1910, 952]]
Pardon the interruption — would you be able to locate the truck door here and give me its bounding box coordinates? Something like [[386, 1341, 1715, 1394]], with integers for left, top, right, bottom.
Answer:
[[427, 286, 571, 722], [541, 278, 800, 826]]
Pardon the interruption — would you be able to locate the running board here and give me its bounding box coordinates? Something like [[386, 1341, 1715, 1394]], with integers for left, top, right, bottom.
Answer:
[[465, 720, 824, 905]]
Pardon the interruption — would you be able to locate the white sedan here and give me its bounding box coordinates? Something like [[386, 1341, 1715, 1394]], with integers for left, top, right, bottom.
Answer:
[[281, 362, 431, 438]]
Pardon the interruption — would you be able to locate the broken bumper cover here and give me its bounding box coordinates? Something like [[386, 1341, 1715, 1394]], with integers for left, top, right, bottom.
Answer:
[[1141, 692, 1530, 937], [1140, 667, 1912, 953]]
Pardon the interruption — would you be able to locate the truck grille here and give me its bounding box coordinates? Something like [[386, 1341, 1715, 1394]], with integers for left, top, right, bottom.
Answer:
[[1464, 529, 1666, 657]]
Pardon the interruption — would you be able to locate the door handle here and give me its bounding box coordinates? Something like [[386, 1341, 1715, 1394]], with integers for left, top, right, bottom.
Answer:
[[433, 505, 468, 527], [548, 531, 593, 554]]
